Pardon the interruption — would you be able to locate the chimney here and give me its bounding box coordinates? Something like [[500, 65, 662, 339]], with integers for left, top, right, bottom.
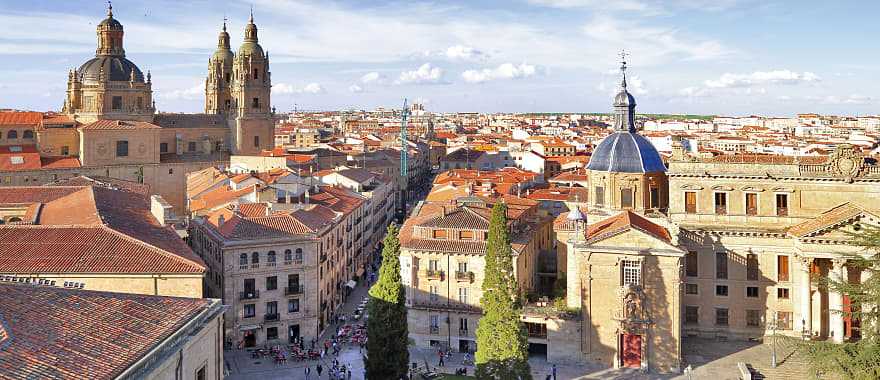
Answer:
[[150, 195, 174, 226], [305, 189, 310, 204], [265, 202, 272, 216], [218, 214, 225, 227]]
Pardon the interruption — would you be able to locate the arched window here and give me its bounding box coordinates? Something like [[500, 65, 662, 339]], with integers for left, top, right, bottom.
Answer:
[[22, 130, 33, 139], [251, 252, 259, 264], [295, 248, 303, 261], [7, 130, 17, 139], [7, 217, 21, 223], [267, 250, 276, 263], [239, 253, 247, 266], [284, 249, 292, 262]]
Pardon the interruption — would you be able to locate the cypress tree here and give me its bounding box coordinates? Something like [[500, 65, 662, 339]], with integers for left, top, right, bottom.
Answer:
[[805, 225, 880, 379], [366, 224, 410, 379], [475, 201, 532, 379]]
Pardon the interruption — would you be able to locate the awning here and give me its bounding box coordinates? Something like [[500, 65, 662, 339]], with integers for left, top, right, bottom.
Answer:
[[346, 280, 357, 289], [239, 324, 261, 331]]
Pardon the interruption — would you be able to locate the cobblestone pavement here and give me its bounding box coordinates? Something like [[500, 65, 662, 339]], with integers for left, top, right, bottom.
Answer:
[[225, 280, 811, 380]]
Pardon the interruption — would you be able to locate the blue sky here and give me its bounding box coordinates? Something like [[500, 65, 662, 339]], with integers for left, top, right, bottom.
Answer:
[[1, 0, 879, 116]]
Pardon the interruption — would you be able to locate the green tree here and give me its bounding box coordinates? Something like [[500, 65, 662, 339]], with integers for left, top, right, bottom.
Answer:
[[475, 202, 532, 379], [366, 224, 410, 379], [805, 225, 880, 379]]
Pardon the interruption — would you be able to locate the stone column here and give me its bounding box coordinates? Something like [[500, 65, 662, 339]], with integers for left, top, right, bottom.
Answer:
[[862, 268, 875, 338], [829, 258, 846, 343], [799, 256, 813, 338]]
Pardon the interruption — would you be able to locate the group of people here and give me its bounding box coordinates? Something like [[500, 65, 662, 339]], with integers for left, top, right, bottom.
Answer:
[[303, 360, 353, 380]]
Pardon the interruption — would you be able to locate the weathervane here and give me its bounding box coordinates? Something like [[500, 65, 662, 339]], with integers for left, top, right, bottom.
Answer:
[[618, 49, 629, 89]]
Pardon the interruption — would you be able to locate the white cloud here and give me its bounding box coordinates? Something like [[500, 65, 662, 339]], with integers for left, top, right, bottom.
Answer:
[[582, 16, 730, 62], [462, 63, 539, 84], [704, 70, 820, 88], [527, 0, 654, 12], [348, 84, 364, 93], [273, 82, 325, 95], [814, 94, 872, 105], [444, 45, 486, 61], [360, 72, 388, 84], [396, 63, 447, 85], [156, 82, 204, 101]]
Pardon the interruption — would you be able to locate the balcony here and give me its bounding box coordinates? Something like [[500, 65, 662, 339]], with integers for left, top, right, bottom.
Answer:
[[715, 205, 727, 215], [746, 206, 758, 216], [239, 290, 260, 300], [455, 271, 475, 283], [425, 270, 445, 281], [458, 329, 470, 337], [285, 285, 305, 295], [429, 326, 440, 335], [777, 207, 788, 217], [264, 313, 279, 322]]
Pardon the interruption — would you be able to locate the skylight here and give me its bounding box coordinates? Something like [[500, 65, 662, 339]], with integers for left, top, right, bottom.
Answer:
[[9, 156, 23, 165]]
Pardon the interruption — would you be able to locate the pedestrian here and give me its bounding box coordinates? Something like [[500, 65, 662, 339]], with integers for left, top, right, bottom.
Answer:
[[552, 364, 558, 380], [305, 366, 311, 379], [438, 349, 445, 367], [321, 348, 326, 359], [347, 364, 353, 380], [317, 364, 323, 378]]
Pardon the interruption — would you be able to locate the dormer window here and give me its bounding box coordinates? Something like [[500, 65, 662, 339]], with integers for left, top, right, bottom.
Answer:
[[459, 230, 474, 240], [432, 229, 447, 239]]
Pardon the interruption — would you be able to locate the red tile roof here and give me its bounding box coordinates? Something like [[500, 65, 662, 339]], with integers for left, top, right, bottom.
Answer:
[[787, 202, 873, 238], [585, 211, 671, 244], [40, 156, 81, 169], [0, 284, 210, 380], [0, 145, 41, 171], [0, 111, 42, 126], [80, 120, 162, 130]]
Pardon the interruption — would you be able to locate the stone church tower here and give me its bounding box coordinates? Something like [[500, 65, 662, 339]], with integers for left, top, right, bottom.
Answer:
[[63, 3, 155, 123], [229, 12, 274, 155], [205, 21, 234, 115]]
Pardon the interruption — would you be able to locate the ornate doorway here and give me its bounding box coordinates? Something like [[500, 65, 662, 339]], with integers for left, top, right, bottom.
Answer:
[[621, 333, 642, 368]]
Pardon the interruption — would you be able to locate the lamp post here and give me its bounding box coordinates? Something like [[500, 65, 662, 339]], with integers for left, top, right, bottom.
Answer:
[[768, 311, 778, 368]]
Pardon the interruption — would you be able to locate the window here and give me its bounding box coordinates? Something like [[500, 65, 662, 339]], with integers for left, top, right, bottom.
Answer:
[[22, 130, 33, 139], [715, 308, 729, 326], [61, 146, 69, 155], [685, 283, 698, 295], [254, 135, 260, 147], [243, 304, 256, 318], [267, 251, 276, 266], [266, 276, 277, 291], [225, 99, 231, 110], [459, 318, 469, 333], [252, 97, 260, 109], [747, 254, 759, 281], [267, 301, 278, 315], [458, 262, 468, 273], [459, 230, 474, 240], [288, 298, 300, 313], [746, 286, 759, 298], [430, 315, 440, 334], [196, 366, 206, 380], [686, 251, 698, 277], [746, 193, 758, 215], [253, 68, 259, 79], [685, 191, 697, 214], [776, 311, 793, 330], [622, 260, 641, 286], [160, 142, 168, 153], [429, 285, 439, 302], [746, 310, 762, 327], [620, 188, 633, 208], [251, 252, 259, 264], [649, 187, 660, 209], [685, 306, 699, 325], [267, 327, 278, 341], [295, 248, 303, 261], [716, 252, 728, 279], [776, 194, 788, 216], [777, 255, 790, 282], [188, 141, 197, 152], [116, 140, 129, 157], [239, 253, 247, 267], [716, 285, 729, 296], [458, 287, 468, 303], [433, 230, 447, 239], [594, 186, 604, 206], [284, 249, 292, 263], [112, 96, 122, 110], [777, 288, 790, 299], [714, 192, 727, 215], [6, 130, 16, 139], [244, 278, 256, 293], [428, 260, 439, 272]]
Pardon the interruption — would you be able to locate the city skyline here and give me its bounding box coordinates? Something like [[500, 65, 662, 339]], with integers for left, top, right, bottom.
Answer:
[[1, 0, 879, 116]]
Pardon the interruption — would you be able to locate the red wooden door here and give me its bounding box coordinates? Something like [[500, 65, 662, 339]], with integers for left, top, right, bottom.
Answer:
[[622, 334, 642, 368], [843, 295, 852, 338]]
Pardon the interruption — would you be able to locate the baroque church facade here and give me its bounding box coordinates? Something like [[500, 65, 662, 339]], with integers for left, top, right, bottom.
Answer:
[[0, 4, 276, 212]]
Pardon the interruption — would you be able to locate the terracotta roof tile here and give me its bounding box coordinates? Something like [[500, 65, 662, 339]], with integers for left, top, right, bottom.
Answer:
[[80, 120, 161, 130], [787, 202, 873, 238], [0, 112, 42, 126], [0, 284, 209, 380], [585, 211, 671, 244]]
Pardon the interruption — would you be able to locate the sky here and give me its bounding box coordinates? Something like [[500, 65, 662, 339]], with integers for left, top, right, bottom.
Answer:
[[1, 0, 879, 116]]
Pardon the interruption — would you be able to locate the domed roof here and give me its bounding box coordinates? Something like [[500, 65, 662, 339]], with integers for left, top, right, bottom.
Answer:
[[238, 41, 264, 57], [78, 56, 144, 83], [614, 89, 636, 107], [212, 48, 234, 63], [587, 132, 666, 173], [98, 16, 123, 29]]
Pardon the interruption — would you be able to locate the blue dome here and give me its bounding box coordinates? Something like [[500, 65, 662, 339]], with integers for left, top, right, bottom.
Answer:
[[587, 132, 666, 173]]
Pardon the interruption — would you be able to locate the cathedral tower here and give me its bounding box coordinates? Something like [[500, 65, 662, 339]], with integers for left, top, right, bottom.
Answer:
[[205, 20, 234, 115], [229, 11, 273, 154]]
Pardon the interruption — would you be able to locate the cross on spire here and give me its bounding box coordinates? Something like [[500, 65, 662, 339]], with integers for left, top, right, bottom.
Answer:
[[107, 0, 113, 17], [249, 5, 254, 23], [618, 49, 629, 89], [223, 15, 227, 31]]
